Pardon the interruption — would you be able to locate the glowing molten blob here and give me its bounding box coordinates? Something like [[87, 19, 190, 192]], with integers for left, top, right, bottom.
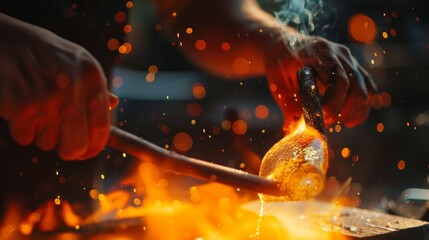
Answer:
[[259, 120, 328, 202]]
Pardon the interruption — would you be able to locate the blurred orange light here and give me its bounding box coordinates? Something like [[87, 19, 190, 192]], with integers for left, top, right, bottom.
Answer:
[[118, 43, 132, 54], [148, 65, 159, 74], [173, 132, 193, 152], [123, 24, 133, 33], [397, 160, 405, 170], [232, 120, 248, 135], [376, 123, 384, 132], [186, 27, 193, 34], [192, 83, 206, 99], [255, 105, 269, 119], [186, 102, 202, 117], [146, 73, 155, 82], [195, 39, 206, 51], [115, 11, 127, 23], [341, 147, 351, 158], [348, 14, 377, 43], [126, 1, 133, 8], [221, 42, 231, 51], [107, 38, 119, 51]]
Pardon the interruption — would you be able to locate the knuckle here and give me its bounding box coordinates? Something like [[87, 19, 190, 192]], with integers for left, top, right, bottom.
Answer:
[[312, 38, 330, 52]]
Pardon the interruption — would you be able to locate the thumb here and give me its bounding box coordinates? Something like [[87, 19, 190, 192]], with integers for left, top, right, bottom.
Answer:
[[109, 92, 119, 109]]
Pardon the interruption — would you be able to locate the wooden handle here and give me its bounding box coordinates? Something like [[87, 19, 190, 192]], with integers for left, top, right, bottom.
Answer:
[[107, 126, 284, 196]]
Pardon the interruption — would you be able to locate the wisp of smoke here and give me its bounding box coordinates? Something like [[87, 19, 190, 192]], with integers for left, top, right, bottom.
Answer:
[[271, 0, 337, 47]]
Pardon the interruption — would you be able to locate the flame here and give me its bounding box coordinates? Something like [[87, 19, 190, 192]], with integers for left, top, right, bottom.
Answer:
[[1, 161, 350, 239]]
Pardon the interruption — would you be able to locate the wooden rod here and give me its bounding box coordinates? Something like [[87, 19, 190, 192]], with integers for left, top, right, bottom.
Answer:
[[107, 126, 285, 196]]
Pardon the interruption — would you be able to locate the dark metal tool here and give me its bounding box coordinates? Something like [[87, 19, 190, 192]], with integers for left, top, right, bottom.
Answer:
[[297, 66, 326, 137]]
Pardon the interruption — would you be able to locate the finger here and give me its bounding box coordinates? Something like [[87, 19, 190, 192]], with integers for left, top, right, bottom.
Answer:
[[77, 91, 110, 160], [9, 112, 38, 146], [359, 66, 378, 93], [266, 59, 303, 134], [314, 57, 350, 127], [8, 103, 40, 146], [109, 92, 119, 109], [35, 116, 59, 151], [338, 68, 371, 127], [57, 85, 88, 160]]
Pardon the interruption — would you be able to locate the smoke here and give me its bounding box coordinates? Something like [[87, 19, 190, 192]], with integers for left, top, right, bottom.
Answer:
[[269, 0, 337, 46]]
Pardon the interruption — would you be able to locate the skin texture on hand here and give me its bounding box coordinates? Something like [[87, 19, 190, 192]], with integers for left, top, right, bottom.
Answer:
[[265, 32, 378, 133], [151, 0, 377, 133], [0, 13, 118, 160]]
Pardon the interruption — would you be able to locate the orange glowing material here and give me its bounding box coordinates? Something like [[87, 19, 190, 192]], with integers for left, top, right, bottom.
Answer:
[[146, 73, 155, 82], [259, 118, 328, 202], [118, 43, 132, 54], [348, 14, 377, 43], [123, 24, 132, 33], [186, 102, 202, 117], [376, 123, 384, 132], [114, 11, 127, 23], [192, 83, 206, 99], [398, 160, 406, 170], [195, 39, 206, 51], [185, 27, 193, 34], [269, 83, 278, 92], [126, 1, 133, 8], [221, 42, 231, 51], [255, 105, 269, 119], [232, 120, 248, 135], [334, 124, 342, 133], [341, 148, 351, 158], [148, 64, 158, 74], [382, 32, 388, 39], [173, 132, 193, 152], [232, 57, 250, 75]]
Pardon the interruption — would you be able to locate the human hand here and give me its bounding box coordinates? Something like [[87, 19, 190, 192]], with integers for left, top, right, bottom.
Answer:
[[265, 31, 377, 133], [0, 13, 118, 160]]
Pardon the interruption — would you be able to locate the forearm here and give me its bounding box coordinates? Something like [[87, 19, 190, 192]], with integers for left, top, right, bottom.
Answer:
[[150, 0, 290, 79]]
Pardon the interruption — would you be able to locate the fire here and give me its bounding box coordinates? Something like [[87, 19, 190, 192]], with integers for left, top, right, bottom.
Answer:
[[0, 159, 352, 239]]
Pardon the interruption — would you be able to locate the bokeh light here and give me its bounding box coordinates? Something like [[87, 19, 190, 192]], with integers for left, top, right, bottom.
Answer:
[[173, 132, 193, 152], [348, 14, 377, 43], [195, 40, 206, 51], [186, 102, 202, 117], [232, 120, 248, 135], [192, 83, 206, 99], [255, 105, 269, 119], [114, 11, 127, 23]]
